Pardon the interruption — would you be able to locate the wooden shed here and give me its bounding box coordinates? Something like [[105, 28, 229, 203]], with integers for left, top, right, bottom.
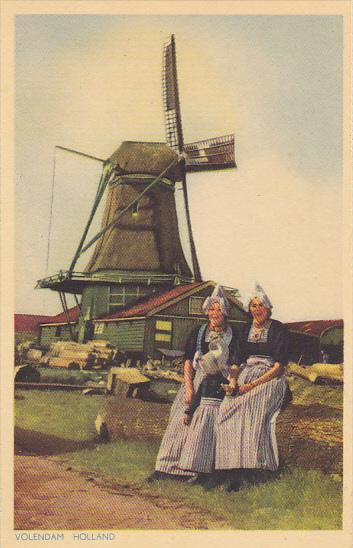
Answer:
[[39, 281, 249, 359], [91, 281, 249, 359]]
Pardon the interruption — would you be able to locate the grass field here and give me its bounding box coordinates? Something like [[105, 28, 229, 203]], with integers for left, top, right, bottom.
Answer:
[[15, 389, 343, 530], [36, 366, 108, 386]]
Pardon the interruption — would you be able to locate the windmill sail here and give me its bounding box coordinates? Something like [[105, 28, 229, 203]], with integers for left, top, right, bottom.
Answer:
[[162, 35, 236, 170], [184, 134, 236, 172], [162, 35, 184, 152]]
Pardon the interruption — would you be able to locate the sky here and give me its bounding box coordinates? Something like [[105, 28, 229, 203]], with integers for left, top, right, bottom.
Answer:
[[15, 14, 343, 322]]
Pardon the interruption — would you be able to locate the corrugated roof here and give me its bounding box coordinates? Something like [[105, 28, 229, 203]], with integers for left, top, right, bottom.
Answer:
[[286, 319, 343, 337], [99, 282, 206, 320], [15, 314, 54, 333]]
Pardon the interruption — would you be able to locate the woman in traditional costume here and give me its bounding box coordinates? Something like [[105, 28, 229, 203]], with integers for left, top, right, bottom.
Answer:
[[215, 283, 289, 487], [178, 363, 229, 477], [149, 285, 240, 481]]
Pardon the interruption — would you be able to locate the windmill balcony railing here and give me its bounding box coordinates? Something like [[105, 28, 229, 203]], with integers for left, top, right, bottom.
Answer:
[[35, 270, 194, 289]]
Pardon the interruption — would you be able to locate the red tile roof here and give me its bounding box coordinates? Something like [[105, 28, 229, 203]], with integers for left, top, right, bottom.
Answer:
[[286, 319, 343, 337], [101, 282, 206, 320], [50, 306, 80, 323], [15, 314, 54, 333], [36, 283, 205, 326], [38, 306, 80, 325]]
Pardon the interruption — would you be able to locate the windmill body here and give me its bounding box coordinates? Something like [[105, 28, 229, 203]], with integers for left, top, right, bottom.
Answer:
[[36, 35, 236, 346], [86, 142, 192, 279]]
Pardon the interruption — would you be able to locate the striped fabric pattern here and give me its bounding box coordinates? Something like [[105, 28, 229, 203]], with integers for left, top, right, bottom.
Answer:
[[215, 356, 287, 471], [155, 368, 204, 475], [179, 398, 221, 473]]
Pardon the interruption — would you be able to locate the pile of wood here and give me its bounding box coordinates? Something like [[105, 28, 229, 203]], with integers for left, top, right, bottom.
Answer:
[[41, 340, 116, 370], [287, 362, 343, 384], [16, 341, 40, 364], [26, 348, 43, 363], [85, 340, 116, 365]]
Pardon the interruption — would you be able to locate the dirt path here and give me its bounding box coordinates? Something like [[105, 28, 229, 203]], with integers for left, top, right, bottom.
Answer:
[[15, 456, 228, 530]]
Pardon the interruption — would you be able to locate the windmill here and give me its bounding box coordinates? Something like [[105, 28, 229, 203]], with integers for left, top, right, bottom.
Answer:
[[36, 35, 236, 342]]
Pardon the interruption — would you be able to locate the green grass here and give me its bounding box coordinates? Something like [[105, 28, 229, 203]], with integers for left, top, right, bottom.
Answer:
[[15, 389, 103, 441], [288, 376, 342, 410], [15, 389, 343, 530]]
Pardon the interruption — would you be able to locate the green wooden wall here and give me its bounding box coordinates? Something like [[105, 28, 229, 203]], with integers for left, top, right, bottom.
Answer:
[[81, 285, 109, 319], [39, 325, 74, 346], [93, 320, 145, 352]]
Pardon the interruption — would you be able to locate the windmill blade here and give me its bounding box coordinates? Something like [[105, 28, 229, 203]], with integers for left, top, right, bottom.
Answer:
[[184, 134, 236, 172], [162, 35, 184, 152]]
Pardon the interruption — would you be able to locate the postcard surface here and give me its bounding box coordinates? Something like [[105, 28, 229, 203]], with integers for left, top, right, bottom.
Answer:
[[1, 1, 352, 547]]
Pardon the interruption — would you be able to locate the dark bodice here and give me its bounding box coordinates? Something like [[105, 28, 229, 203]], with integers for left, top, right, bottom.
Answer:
[[184, 324, 240, 365], [185, 373, 228, 416], [239, 319, 289, 365]]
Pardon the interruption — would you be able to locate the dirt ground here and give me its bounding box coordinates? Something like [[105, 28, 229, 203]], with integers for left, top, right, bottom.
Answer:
[[14, 455, 228, 530]]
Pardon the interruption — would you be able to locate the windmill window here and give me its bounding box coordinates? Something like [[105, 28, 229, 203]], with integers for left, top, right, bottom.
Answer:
[[189, 297, 204, 315], [109, 285, 145, 311], [110, 294, 125, 305]]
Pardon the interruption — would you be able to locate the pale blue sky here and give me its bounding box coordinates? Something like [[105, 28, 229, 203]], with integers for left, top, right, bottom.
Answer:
[[16, 14, 343, 320]]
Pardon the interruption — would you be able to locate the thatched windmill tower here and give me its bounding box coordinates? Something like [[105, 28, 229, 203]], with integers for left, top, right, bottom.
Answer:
[[36, 35, 236, 343]]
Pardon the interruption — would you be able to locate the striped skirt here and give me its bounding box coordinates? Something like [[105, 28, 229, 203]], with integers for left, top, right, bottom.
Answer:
[[215, 356, 287, 471], [155, 368, 204, 476], [179, 398, 221, 474]]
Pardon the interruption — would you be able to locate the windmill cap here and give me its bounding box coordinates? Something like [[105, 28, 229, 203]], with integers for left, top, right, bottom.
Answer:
[[108, 141, 182, 181]]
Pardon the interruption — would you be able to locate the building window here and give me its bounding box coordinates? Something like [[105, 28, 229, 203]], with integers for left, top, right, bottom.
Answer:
[[156, 320, 172, 332], [154, 319, 172, 344], [55, 326, 62, 337], [189, 297, 204, 315], [155, 333, 172, 343], [94, 322, 105, 334]]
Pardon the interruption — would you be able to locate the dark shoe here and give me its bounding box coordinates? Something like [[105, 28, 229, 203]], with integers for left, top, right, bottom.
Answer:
[[150, 472, 194, 482], [186, 473, 207, 485], [169, 473, 195, 482], [186, 475, 200, 484], [225, 479, 241, 492], [201, 472, 225, 490], [241, 468, 279, 487], [220, 470, 242, 492], [146, 471, 165, 483]]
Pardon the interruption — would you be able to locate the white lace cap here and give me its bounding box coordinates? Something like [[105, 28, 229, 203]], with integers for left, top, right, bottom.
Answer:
[[202, 284, 230, 315], [243, 281, 273, 311]]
